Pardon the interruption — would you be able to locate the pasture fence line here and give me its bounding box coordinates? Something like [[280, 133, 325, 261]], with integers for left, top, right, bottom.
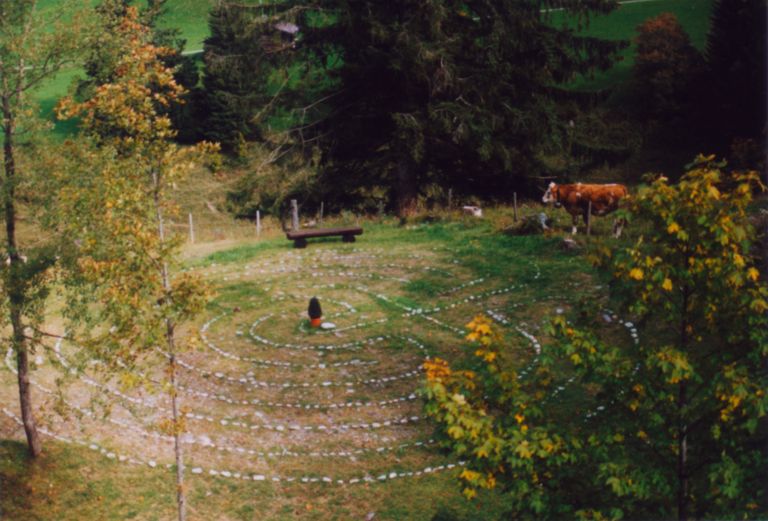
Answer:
[[165, 212, 281, 244]]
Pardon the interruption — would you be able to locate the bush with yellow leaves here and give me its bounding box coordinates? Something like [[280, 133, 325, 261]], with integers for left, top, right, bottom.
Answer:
[[422, 156, 767, 520]]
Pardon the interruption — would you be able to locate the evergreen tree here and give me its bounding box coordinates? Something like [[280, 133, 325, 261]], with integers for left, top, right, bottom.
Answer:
[[704, 0, 767, 147], [298, 0, 626, 216], [202, 1, 301, 152]]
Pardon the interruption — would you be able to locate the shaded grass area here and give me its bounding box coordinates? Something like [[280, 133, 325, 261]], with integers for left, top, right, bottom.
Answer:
[[0, 440, 175, 520], [0, 438, 513, 520]]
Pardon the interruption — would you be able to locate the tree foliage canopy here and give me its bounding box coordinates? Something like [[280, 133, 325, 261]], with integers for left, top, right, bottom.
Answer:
[[424, 156, 767, 519], [704, 0, 767, 146], [211, 0, 626, 215], [202, 1, 306, 151], [295, 0, 626, 214], [633, 12, 703, 120], [56, 6, 216, 369]]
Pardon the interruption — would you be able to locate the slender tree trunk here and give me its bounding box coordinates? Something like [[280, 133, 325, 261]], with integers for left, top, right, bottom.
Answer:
[[14, 320, 42, 458], [677, 288, 690, 521], [396, 153, 418, 218], [761, 204, 768, 515], [3, 96, 42, 458], [167, 333, 186, 521], [153, 171, 187, 521], [677, 380, 688, 521]]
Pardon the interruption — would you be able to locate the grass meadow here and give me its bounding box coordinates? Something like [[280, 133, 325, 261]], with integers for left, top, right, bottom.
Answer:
[[1, 2, 720, 519], [0, 198, 627, 519]]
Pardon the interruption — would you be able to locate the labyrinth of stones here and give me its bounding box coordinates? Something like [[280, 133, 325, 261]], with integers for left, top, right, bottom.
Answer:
[[2, 245, 637, 489]]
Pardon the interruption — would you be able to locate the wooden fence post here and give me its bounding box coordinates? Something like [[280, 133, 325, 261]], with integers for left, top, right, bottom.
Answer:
[[586, 201, 592, 236], [513, 192, 518, 222], [188, 213, 194, 243], [319, 201, 324, 225], [256, 210, 261, 237], [447, 188, 453, 210], [291, 199, 299, 231]]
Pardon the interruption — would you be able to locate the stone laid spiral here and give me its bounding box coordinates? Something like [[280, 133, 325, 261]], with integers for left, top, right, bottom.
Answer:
[[5, 246, 579, 487]]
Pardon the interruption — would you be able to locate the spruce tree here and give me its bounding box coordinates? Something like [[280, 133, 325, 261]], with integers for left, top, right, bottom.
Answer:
[[704, 0, 767, 146], [202, 1, 302, 151], [297, 0, 626, 216]]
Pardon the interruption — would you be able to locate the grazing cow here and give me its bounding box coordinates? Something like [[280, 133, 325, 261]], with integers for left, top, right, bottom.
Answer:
[[542, 182, 628, 237]]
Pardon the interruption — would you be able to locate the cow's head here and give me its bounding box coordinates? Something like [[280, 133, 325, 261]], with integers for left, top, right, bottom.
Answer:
[[542, 182, 558, 204]]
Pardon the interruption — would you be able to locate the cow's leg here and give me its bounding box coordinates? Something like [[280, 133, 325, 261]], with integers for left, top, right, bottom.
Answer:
[[571, 213, 579, 235], [613, 217, 626, 238]]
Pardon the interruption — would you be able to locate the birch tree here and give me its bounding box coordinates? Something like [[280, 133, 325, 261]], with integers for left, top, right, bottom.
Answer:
[[0, 0, 88, 458], [56, 8, 217, 521]]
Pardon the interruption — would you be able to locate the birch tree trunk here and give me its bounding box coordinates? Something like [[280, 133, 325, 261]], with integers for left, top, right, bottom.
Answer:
[[3, 93, 42, 458], [153, 170, 187, 521]]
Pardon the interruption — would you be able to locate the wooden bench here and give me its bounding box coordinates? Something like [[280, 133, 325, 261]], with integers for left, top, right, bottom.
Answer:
[[285, 226, 363, 248]]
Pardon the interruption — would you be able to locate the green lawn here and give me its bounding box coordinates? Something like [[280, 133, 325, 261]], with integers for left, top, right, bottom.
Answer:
[[1, 209, 611, 520], [156, 0, 215, 51]]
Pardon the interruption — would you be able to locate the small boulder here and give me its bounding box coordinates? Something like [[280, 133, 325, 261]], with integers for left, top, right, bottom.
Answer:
[[462, 205, 483, 218], [560, 237, 581, 251]]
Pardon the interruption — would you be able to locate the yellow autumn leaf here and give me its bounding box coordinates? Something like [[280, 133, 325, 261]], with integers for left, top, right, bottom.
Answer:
[[747, 267, 759, 281], [476, 323, 491, 335], [515, 441, 533, 459], [460, 469, 481, 481], [667, 222, 680, 234], [629, 268, 644, 281], [662, 278, 673, 291]]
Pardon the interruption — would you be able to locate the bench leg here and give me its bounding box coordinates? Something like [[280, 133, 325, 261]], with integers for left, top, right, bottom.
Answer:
[[342, 234, 355, 243], [294, 238, 307, 248]]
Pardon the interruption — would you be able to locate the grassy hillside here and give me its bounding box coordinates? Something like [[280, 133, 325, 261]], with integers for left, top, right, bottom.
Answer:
[[33, 0, 714, 139], [553, 0, 715, 91]]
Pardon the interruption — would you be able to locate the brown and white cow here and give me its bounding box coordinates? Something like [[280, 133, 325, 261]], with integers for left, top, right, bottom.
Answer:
[[542, 182, 628, 237]]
